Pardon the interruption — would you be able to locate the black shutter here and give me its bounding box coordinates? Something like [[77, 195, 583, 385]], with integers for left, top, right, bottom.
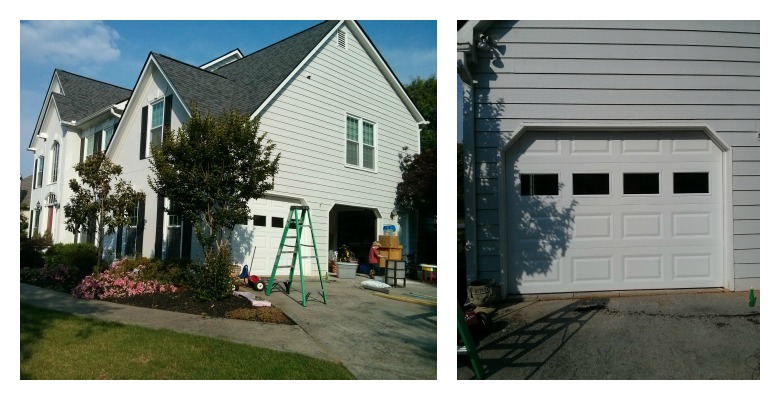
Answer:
[[136, 199, 146, 256], [140, 106, 148, 159], [94, 131, 102, 154], [154, 195, 165, 258], [79, 137, 85, 162], [182, 218, 192, 260], [115, 225, 123, 258], [32, 159, 38, 188], [163, 95, 172, 132]]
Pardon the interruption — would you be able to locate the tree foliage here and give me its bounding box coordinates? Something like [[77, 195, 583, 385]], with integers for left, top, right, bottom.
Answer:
[[405, 75, 436, 151], [148, 106, 280, 259], [395, 149, 437, 216], [64, 152, 146, 272]]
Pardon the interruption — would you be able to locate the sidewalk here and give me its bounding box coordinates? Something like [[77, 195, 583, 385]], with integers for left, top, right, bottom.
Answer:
[[21, 274, 438, 380]]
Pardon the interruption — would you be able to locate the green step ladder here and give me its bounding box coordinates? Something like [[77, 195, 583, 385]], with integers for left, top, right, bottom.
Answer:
[[265, 206, 327, 307], [457, 305, 485, 379]]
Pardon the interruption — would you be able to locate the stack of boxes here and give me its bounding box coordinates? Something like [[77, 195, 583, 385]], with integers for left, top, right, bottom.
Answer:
[[378, 235, 403, 269]]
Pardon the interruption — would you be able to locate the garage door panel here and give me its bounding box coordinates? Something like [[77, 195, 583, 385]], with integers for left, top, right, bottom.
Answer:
[[507, 131, 724, 294]]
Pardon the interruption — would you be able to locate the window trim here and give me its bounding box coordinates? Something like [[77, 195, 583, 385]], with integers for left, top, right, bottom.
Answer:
[[344, 114, 378, 172]]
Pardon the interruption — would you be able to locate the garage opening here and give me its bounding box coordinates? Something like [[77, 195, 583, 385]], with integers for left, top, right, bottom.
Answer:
[[329, 205, 378, 264]]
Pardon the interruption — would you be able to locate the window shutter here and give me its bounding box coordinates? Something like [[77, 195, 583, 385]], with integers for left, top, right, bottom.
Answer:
[[163, 95, 172, 131], [79, 137, 85, 162], [136, 199, 146, 255], [182, 218, 192, 260], [32, 159, 38, 188], [140, 106, 148, 159], [115, 225, 123, 258], [154, 195, 164, 258], [94, 131, 102, 155]]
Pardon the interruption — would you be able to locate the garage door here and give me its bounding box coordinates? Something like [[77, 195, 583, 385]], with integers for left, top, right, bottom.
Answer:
[[232, 196, 310, 277], [505, 131, 723, 294]]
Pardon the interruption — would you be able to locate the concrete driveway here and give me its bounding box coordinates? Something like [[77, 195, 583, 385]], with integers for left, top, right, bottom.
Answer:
[[259, 275, 437, 380], [457, 289, 759, 379]]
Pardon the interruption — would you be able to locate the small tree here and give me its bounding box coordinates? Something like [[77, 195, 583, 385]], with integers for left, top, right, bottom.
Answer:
[[148, 106, 280, 299], [405, 75, 436, 151], [64, 152, 146, 273]]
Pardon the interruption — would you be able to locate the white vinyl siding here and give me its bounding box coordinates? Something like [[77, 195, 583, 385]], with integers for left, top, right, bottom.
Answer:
[[467, 20, 759, 291]]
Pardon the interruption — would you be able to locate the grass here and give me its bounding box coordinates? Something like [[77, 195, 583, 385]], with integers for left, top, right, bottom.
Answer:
[[20, 303, 354, 380]]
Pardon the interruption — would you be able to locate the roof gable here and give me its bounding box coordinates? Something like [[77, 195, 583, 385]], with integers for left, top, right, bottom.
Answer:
[[54, 70, 132, 123]]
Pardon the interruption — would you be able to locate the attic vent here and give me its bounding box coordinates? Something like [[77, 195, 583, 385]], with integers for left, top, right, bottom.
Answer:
[[337, 30, 347, 50]]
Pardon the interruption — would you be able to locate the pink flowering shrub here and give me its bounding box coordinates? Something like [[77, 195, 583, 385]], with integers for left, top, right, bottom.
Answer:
[[72, 258, 177, 300]]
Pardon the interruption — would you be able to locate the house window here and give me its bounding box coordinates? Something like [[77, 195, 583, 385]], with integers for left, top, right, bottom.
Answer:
[[623, 173, 660, 195], [50, 142, 60, 183], [124, 203, 140, 257], [166, 202, 182, 259], [149, 99, 164, 151], [103, 126, 114, 151], [673, 172, 709, 194], [573, 173, 610, 195], [520, 174, 558, 196], [36, 156, 44, 188], [345, 115, 376, 170]]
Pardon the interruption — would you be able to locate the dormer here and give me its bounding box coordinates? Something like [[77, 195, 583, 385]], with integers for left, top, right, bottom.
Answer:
[[199, 49, 244, 72]]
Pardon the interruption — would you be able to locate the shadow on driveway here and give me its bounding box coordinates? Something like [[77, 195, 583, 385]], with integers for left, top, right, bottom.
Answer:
[[460, 298, 608, 379]]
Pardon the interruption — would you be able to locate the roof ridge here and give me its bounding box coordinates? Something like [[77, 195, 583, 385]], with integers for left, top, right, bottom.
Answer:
[[56, 69, 132, 92], [153, 52, 233, 81], [230, 20, 333, 63]]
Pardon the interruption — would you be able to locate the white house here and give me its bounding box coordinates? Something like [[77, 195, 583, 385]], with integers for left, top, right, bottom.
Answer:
[[458, 21, 759, 297], [26, 70, 131, 243], [29, 20, 426, 277]]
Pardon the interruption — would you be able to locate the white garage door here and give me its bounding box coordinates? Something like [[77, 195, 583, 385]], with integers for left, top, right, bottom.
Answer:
[[505, 131, 723, 294], [232, 196, 310, 277]]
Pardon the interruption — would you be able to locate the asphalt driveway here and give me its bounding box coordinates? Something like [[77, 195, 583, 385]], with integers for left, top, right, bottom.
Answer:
[[457, 289, 759, 380]]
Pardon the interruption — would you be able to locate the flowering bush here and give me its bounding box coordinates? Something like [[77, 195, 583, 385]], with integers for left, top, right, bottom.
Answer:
[[72, 258, 177, 300], [21, 263, 80, 290]]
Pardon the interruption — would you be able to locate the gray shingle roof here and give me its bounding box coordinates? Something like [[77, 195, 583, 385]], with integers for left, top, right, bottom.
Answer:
[[153, 20, 339, 116], [54, 70, 132, 123], [20, 175, 32, 206]]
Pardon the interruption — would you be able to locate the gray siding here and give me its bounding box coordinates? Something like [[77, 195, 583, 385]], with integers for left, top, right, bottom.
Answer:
[[472, 20, 759, 289]]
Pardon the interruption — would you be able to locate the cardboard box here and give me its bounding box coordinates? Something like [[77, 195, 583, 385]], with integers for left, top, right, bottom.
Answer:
[[379, 235, 399, 248]]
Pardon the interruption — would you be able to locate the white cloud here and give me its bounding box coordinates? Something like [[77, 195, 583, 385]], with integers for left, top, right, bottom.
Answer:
[[21, 21, 120, 65]]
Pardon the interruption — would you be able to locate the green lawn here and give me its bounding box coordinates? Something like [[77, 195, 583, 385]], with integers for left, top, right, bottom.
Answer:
[[20, 303, 354, 379]]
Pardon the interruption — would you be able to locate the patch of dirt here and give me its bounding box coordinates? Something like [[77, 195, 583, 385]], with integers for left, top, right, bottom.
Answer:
[[106, 289, 295, 325]]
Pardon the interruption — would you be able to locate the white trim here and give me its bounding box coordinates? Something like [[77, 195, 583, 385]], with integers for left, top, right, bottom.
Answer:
[[343, 113, 378, 173], [200, 49, 243, 71], [498, 122, 734, 298]]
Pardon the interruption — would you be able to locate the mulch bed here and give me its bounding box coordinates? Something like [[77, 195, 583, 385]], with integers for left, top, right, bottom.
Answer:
[[106, 289, 296, 325]]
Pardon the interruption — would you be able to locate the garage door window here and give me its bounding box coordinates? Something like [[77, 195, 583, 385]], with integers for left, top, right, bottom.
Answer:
[[623, 173, 659, 195], [253, 215, 266, 226], [573, 173, 610, 195], [520, 174, 559, 196], [271, 217, 284, 228], [673, 172, 709, 194]]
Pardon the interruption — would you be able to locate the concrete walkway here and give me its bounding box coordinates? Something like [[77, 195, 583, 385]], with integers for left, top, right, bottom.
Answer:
[[458, 289, 760, 380], [21, 274, 437, 380]]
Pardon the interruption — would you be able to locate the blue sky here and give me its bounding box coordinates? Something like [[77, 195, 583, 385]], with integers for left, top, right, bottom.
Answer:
[[19, 20, 436, 177]]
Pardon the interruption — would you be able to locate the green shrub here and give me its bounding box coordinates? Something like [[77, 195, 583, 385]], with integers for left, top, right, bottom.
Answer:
[[118, 257, 192, 287], [45, 243, 99, 279], [191, 247, 233, 300], [20, 235, 50, 270]]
